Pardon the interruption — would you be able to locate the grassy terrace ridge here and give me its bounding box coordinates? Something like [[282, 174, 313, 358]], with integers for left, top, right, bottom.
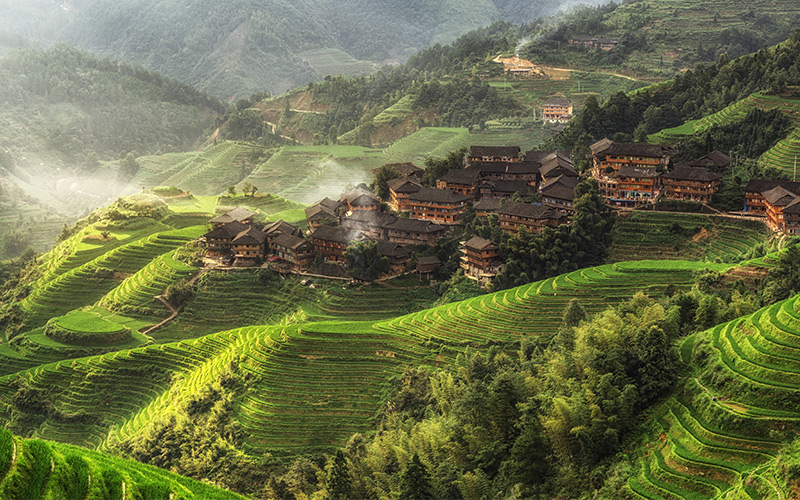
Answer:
[[628, 288, 800, 498], [612, 212, 774, 262], [0, 260, 727, 456], [0, 428, 243, 500]]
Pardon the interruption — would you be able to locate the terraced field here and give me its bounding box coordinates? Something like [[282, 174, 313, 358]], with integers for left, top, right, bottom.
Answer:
[[0, 428, 243, 499], [629, 291, 800, 498], [134, 142, 255, 195], [0, 260, 725, 456], [612, 212, 773, 262]]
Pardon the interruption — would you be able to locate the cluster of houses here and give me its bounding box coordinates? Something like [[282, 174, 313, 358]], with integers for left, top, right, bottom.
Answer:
[[568, 36, 620, 51], [202, 147, 582, 285], [202, 140, 799, 285], [590, 138, 729, 207]]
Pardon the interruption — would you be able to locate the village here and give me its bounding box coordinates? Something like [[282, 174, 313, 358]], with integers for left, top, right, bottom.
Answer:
[[201, 135, 798, 287]]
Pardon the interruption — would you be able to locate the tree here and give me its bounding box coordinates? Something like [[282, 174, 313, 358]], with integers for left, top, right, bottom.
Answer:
[[344, 241, 390, 281], [563, 298, 587, 328], [119, 152, 140, 180], [399, 453, 433, 500], [372, 164, 399, 200], [326, 451, 351, 500], [227, 185, 237, 196]]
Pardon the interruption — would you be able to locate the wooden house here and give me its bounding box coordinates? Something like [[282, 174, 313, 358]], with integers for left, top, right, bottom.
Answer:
[[387, 175, 423, 211], [611, 166, 662, 207], [377, 241, 413, 273], [203, 221, 249, 256], [461, 236, 503, 286], [416, 255, 441, 281], [473, 198, 502, 218], [743, 180, 800, 215], [538, 152, 578, 184], [373, 162, 423, 179], [540, 175, 579, 211], [687, 151, 732, 172], [341, 211, 398, 240], [231, 227, 268, 266], [407, 187, 470, 225], [497, 201, 568, 235], [340, 187, 381, 213], [471, 161, 540, 185], [209, 207, 255, 229], [662, 165, 722, 203], [763, 186, 800, 234], [385, 218, 446, 246], [271, 233, 314, 270], [436, 168, 481, 198], [465, 145, 521, 165], [309, 226, 362, 264], [306, 198, 342, 229], [476, 179, 533, 200], [542, 97, 573, 123], [597, 38, 619, 50]]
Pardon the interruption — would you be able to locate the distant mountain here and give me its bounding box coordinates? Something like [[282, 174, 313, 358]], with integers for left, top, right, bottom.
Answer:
[[0, 0, 604, 100]]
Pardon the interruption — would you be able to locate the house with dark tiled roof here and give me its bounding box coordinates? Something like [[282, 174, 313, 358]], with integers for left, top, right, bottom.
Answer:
[[687, 151, 732, 172], [341, 211, 398, 240], [497, 201, 568, 235], [542, 97, 573, 123], [340, 187, 381, 213], [385, 218, 447, 246], [231, 227, 268, 266], [762, 186, 800, 234], [590, 139, 671, 206], [473, 198, 503, 218], [540, 175, 579, 211], [476, 179, 533, 200], [465, 145, 522, 165], [306, 198, 342, 230], [204, 220, 249, 256], [743, 180, 800, 215], [538, 152, 578, 183], [372, 162, 423, 179], [461, 236, 503, 286], [209, 207, 255, 229], [471, 161, 540, 185], [416, 255, 441, 280], [376, 241, 413, 273], [309, 226, 362, 263], [662, 165, 722, 203], [407, 187, 470, 225], [271, 233, 314, 270], [436, 168, 481, 197], [387, 175, 423, 211]]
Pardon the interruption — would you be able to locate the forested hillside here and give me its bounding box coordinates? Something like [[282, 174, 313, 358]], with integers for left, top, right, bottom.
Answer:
[[0, 45, 222, 259], [0, 0, 603, 100]]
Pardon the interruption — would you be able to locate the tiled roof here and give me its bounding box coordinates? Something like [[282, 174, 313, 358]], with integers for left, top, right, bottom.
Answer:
[[497, 201, 566, 220], [468, 145, 521, 158], [204, 221, 249, 239], [386, 218, 446, 234], [591, 139, 671, 158], [618, 166, 662, 178], [310, 226, 361, 244], [408, 187, 470, 204], [543, 97, 572, 107], [387, 175, 423, 193], [663, 165, 722, 182], [744, 179, 800, 195], [272, 233, 310, 250], [210, 206, 256, 224], [763, 186, 799, 206], [464, 236, 498, 251], [473, 198, 502, 212], [232, 227, 267, 245], [439, 168, 481, 184], [262, 220, 299, 236]]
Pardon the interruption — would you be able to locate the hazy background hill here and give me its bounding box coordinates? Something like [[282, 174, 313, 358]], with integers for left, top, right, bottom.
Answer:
[[0, 0, 603, 101]]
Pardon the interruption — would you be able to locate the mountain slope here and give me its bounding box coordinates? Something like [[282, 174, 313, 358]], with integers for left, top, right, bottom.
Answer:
[[0, 0, 605, 100]]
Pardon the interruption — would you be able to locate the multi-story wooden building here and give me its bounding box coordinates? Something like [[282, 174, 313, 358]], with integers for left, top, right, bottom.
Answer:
[[763, 186, 800, 234], [461, 236, 503, 286], [209, 207, 255, 229], [204, 220, 249, 256], [385, 218, 447, 246], [540, 175, 579, 212], [271, 233, 314, 270], [340, 187, 381, 213], [387, 175, 423, 211], [497, 202, 569, 235], [611, 166, 662, 207], [538, 152, 578, 184], [465, 145, 521, 165], [471, 161, 540, 185], [542, 97, 573, 123], [662, 165, 722, 203], [407, 187, 470, 225], [473, 198, 502, 218], [591, 139, 671, 174], [341, 211, 398, 240], [377, 241, 413, 273], [476, 179, 533, 200], [743, 180, 800, 215], [306, 197, 342, 229], [436, 168, 481, 198], [309, 226, 362, 263], [231, 227, 268, 266]]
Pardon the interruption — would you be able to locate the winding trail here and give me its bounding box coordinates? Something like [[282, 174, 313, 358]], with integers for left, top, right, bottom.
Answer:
[[141, 269, 207, 336]]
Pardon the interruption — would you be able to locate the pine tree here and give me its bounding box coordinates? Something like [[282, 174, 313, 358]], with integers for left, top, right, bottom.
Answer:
[[326, 451, 351, 500], [399, 453, 432, 500]]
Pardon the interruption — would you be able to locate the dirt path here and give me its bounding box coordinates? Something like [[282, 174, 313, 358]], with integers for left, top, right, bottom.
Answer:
[[540, 65, 640, 81], [141, 269, 207, 336]]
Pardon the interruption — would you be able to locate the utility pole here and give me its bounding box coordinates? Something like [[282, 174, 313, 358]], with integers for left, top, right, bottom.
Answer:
[[795, 155, 797, 182]]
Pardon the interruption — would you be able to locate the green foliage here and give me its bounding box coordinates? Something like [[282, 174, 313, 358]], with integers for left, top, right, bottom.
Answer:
[[164, 279, 196, 309], [398, 453, 433, 500], [44, 310, 131, 346], [344, 241, 390, 281], [421, 147, 467, 186], [371, 164, 399, 200]]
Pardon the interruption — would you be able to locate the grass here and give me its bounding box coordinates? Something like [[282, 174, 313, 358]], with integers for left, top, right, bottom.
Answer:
[[51, 310, 127, 334], [0, 259, 726, 456], [611, 212, 774, 263], [0, 430, 244, 499]]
